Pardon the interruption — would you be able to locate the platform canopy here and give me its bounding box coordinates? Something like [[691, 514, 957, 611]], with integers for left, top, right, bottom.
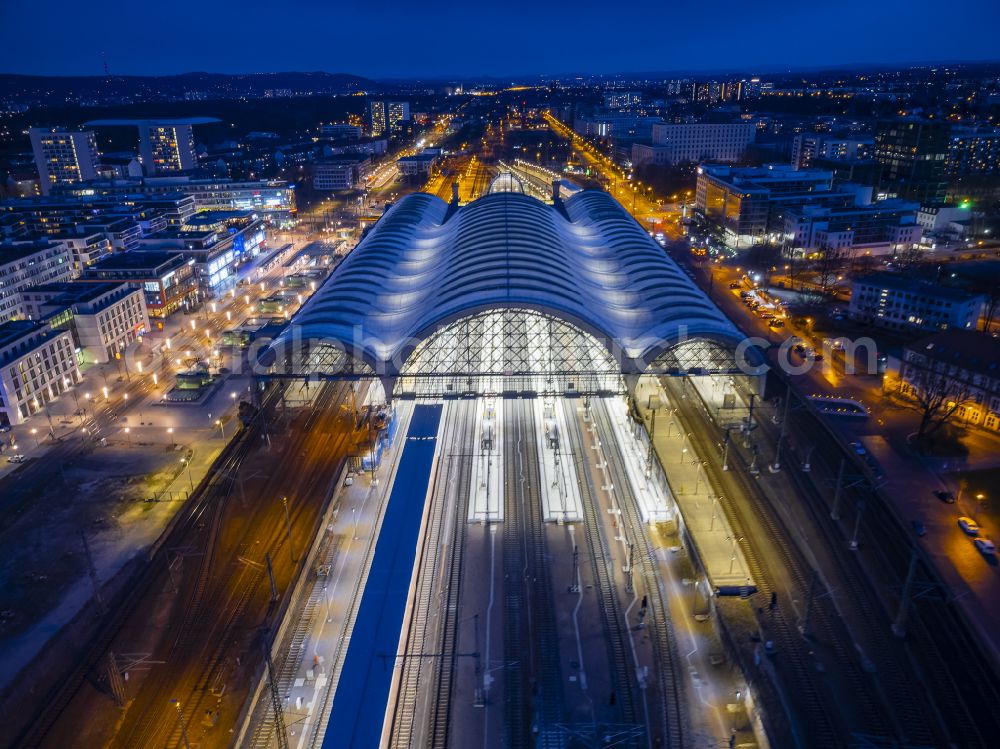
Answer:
[[263, 190, 760, 395]]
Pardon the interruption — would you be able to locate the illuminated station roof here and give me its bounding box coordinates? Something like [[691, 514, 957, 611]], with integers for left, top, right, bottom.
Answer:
[[273, 189, 745, 375]]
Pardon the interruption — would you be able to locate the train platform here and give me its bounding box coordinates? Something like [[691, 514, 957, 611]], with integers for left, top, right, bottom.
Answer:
[[635, 380, 757, 594], [535, 396, 583, 522], [469, 397, 503, 522], [323, 403, 443, 749]]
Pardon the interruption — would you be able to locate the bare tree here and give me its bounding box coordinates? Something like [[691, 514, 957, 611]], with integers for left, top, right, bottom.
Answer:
[[902, 359, 971, 440], [814, 244, 849, 296]]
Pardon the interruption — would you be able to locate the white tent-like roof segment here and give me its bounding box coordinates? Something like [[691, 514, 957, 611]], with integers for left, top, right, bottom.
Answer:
[[273, 189, 746, 375]]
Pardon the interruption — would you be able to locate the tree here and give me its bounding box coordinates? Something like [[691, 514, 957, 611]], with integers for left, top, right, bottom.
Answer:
[[902, 359, 971, 440], [814, 244, 850, 296]]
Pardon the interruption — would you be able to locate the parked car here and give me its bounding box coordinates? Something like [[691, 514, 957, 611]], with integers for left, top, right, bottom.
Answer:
[[933, 490, 956, 503], [849, 441, 866, 455], [958, 517, 981, 536], [769, 319, 785, 328], [729, 282, 741, 290], [973, 538, 996, 556], [7, 454, 25, 463], [911, 520, 927, 537]]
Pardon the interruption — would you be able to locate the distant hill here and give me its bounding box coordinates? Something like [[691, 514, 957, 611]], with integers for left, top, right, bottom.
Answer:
[[0, 71, 379, 105]]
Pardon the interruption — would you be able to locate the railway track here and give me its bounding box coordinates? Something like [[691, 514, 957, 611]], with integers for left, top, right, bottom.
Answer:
[[117, 383, 343, 749], [502, 399, 564, 748], [660, 377, 842, 748], [560, 399, 640, 731], [388, 399, 474, 748], [589, 399, 687, 749], [246, 534, 343, 749], [746, 377, 1000, 748], [11, 388, 270, 749]]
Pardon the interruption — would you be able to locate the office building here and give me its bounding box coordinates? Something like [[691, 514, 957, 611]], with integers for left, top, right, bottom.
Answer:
[[319, 123, 363, 140], [573, 113, 662, 141], [893, 330, 1000, 433], [139, 122, 198, 174], [695, 164, 854, 247], [313, 156, 372, 191], [783, 200, 922, 256], [368, 101, 387, 137], [634, 122, 755, 166], [848, 272, 983, 333], [56, 178, 295, 226], [83, 251, 196, 318], [791, 134, 873, 170], [0, 241, 74, 323], [29, 128, 101, 195], [875, 118, 950, 205], [397, 153, 437, 179], [20, 282, 148, 363], [0, 319, 81, 427]]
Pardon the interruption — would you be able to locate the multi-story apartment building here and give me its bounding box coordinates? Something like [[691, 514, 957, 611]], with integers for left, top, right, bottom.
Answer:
[[29, 128, 101, 195], [633, 122, 756, 166], [139, 122, 198, 174], [0, 319, 80, 427], [51, 231, 113, 273], [82, 251, 196, 319], [20, 281, 148, 363], [387, 102, 410, 132], [0, 241, 74, 323], [945, 127, 1000, 177], [791, 134, 873, 170], [368, 101, 387, 137], [848, 272, 983, 333], [875, 118, 950, 205], [894, 330, 1000, 433]]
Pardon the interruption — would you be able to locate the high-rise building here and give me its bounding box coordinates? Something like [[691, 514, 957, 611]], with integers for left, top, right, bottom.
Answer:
[[945, 127, 1000, 177], [874, 118, 950, 205], [29, 128, 101, 195], [139, 123, 198, 174], [387, 101, 410, 132], [368, 101, 387, 137]]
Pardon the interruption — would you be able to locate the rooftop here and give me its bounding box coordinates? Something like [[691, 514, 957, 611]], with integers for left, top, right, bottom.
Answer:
[[88, 250, 186, 272], [854, 272, 983, 302], [907, 330, 1000, 379], [270, 189, 744, 372]]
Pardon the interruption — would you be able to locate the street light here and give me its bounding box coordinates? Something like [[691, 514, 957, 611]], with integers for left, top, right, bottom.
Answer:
[[124, 427, 131, 447], [216, 419, 225, 438], [167, 427, 175, 448], [180, 457, 194, 491], [30, 428, 39, 448]]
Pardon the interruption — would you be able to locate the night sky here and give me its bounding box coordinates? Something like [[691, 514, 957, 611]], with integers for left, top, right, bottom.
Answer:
[[1, 0, 996, 79]]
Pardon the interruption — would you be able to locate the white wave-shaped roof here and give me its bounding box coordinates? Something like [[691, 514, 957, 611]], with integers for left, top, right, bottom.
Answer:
[[279, 189, 743, 370]]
